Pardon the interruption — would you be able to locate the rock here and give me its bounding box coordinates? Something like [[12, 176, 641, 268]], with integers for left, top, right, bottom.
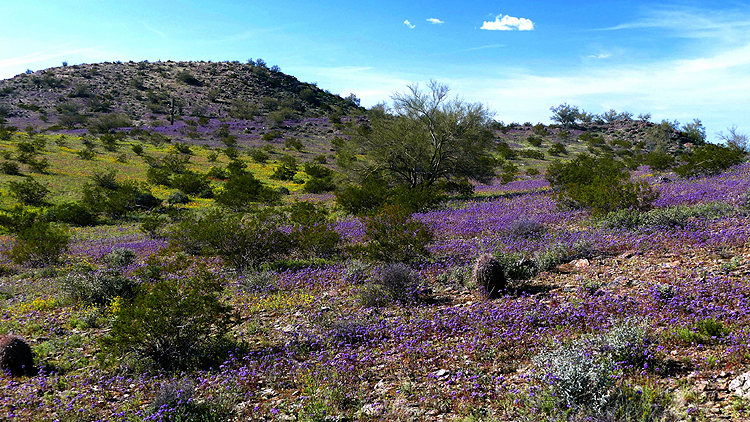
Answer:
[[573, 258, 590, 268], [728, 372, 750, 398], [360, 403, 384, 417], [432, 369, 450, 378]]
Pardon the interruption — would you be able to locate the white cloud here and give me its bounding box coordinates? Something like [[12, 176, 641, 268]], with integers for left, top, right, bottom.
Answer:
[[481, 15, 534, 31], [404, 20, 415, 29], [426, 18, 444, 25], [587, 53, 611, 59]]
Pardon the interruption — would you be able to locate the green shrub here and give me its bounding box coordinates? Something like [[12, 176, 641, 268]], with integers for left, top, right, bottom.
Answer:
[[248, 148, 269, 163], [527, 136, 543, 147], [171, 171, 210, 196], [101, 267, 239, 370], [348, 204, 434, 263], [7, 176, 49, 206], [5, 221, 69, 267], [675, 143, 744, 178], [534, 243, 571, 271], [47, 202, 98, 226], [168, 210, 294, 269], [81, 180, 150, 219], [334, 177, 390, 215], [214, 173, 281, 210], [547, 142, 568, 156], [270, 155, 298, 181], [546, 153, 658, 216], [644, 150, 675, 172], [0, 161, 21, 175], [62, 269, 137, 306], [105, 248, 137, 268], [520, 149, 545, 160]]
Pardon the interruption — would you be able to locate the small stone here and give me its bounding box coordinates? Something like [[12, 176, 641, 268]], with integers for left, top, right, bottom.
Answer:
[[260, 388, 277, 399], [361, 403, 383, 416], [432, 369, 450, 378], [573, 258, 590, 268]]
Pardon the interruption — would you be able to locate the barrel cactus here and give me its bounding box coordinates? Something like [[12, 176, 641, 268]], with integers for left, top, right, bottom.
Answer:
[[0, 335, 35, 376], [473, 254, 506, 299]]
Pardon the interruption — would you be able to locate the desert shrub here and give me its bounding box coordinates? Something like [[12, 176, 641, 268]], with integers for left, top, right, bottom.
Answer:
[[496, 141, 517, 160], [7, 176, 49, 206], [525, 167, 540, 176], [270, 155, 298, 181], [82, 180, 150, 219], [167, 191, 190, 205], [287, 202, 341, 258], [493, 250, 538, 282], [302, 163, 336, 193], [214, 173, 281, 210], [472, 253, 506, 298], [62, 269, 138, 306], [105, 247, 137, 268], [533, 340, 615, 411], [534, 243, 571, 272], [527, 136, 543, 147], [171, 171, 210, 196], [284, 137, 304, 151], [547, 153, 658, 216], [520, 149, 545, 159], [548, 142, 568, 156], [89, 113, 132, 133], [376, 262, 422, 303], [238, 270, 278, 294], [343, 260, 373, 285], [47, 202, 98, 226], [358, 283, 391, 308], [101, 267, 240, 370], [597, 319, 652, 369], [91, 168, 119, 190], [206, 166, 229, 180], [175, 70, 202, 86], [348, 205, 434, 263], [248, 148, 269, 163], [131, 143, 144, 155], [334, 176, 390, 215], [600, 202, 734, 229], [644, 150, 675, 172], [168, 209, 294, 269], [0, 161, 21, 175], [5, 221, 69, 267], [146, 166, 173, 186], [506, 219, 546, 238], [0, 335, 36, 376], [140, 214, 170, 239], [674, 143, 744, 177]]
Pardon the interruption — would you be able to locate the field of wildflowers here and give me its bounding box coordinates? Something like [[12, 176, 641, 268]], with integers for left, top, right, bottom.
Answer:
[[1, 124, 750, 420]]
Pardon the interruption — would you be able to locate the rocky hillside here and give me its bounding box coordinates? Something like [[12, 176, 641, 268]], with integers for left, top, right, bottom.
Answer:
[[0, 60, 361, 131]]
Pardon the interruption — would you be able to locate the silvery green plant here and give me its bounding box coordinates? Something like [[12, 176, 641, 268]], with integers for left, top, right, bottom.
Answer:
[[533, 340, 615, 411]]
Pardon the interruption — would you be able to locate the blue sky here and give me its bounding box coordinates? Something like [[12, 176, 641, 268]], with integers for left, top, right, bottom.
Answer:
[[2, 0, 749, 138]]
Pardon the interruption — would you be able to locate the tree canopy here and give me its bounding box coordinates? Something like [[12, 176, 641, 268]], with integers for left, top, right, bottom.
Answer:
[[345, 81, 496, 188]]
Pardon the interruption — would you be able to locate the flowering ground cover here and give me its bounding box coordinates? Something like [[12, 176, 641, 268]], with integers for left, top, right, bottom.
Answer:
[[0, 160, 749, 421]]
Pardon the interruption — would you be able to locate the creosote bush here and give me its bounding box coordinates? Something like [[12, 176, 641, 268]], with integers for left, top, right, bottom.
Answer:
[[62, 268, 138, 306], [547, 153, 658, 216], [348, 204, 434, 263], [101, 266, 240, 370]]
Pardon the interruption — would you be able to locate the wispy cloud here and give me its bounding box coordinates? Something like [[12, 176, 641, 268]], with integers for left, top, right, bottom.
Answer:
[[404, 20, 415, 29], [481, 14, 534, 31], [141, 21, 167, 39], [426, 18, 444, 25], [0, 44, 95, 69], [587, 53, 610, 59], [602, 5, 750, 41]]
